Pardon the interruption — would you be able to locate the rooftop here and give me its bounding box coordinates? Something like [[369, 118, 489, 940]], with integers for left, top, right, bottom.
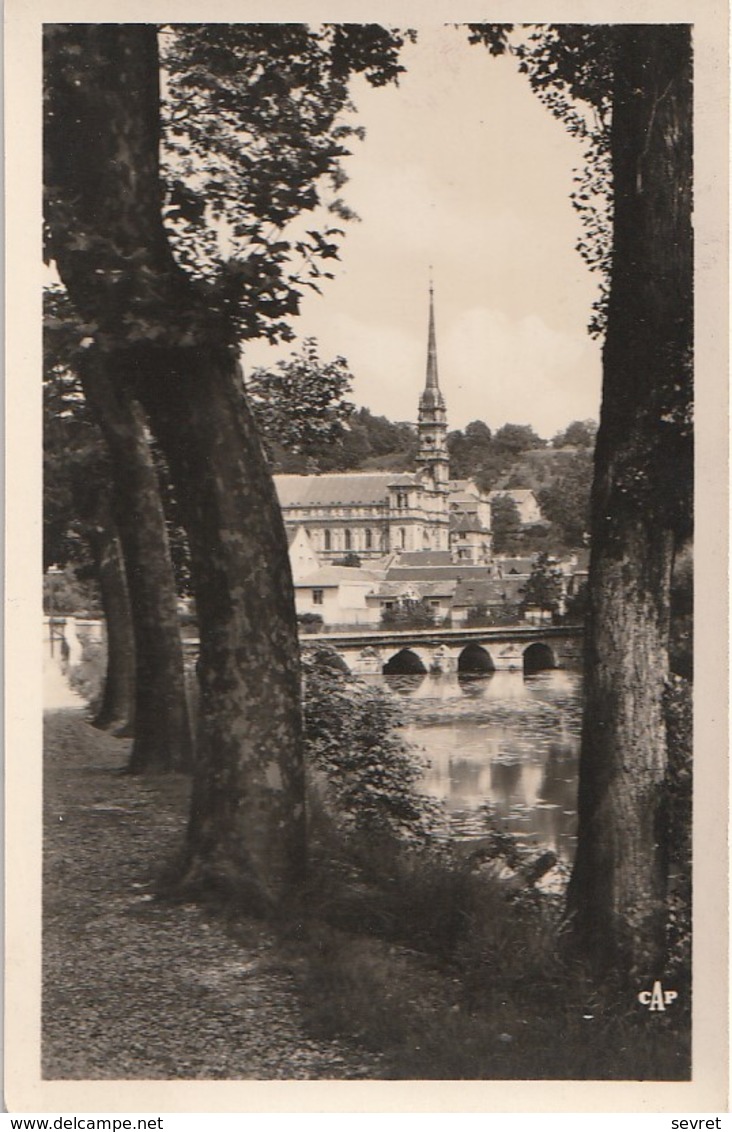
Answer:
[[275, 473, 419, 508], [453, 578, 525, 606], [294, 565, 386, 587], [386, 564, 496, 583]]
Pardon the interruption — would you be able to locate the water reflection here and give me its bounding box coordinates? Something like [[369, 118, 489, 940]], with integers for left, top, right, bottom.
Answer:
[[386, 673, 428, 696], [375, 669, 581, 861]]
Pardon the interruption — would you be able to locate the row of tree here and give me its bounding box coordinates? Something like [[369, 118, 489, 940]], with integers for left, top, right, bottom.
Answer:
[[43, 22, 692, 980]]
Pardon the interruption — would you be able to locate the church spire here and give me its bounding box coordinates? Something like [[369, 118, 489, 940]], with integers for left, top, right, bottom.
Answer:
[[425, 279, 440, 396], [420, 277, 446, 413], [417, 276, 449, 488]]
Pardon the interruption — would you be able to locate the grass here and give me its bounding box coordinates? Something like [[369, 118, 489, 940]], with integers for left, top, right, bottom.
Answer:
[[285, 810, 692, 1080]]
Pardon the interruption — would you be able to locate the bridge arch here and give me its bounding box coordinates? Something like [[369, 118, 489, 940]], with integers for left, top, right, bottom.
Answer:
[[523, 641, 557, 675], [458, 643, 495, 674], [383, 648, 428, 675]]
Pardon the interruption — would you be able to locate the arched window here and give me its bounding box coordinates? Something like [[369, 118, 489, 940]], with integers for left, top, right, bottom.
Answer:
[[399, 528, 406, 549], [365, 529, 373, 550], [324, 529, 331, 551], [344, 529, 352, 551]]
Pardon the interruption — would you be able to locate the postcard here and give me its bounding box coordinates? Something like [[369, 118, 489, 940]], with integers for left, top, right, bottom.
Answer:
[[5, 0, 728, 1116]]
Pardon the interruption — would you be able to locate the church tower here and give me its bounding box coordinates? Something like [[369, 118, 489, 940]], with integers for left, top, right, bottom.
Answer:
[[417, 282, 450, 488]]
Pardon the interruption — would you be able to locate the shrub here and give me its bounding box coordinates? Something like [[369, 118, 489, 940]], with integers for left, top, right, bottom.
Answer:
[[297, 611, 324, 633], [302, 647, 441, 844], [380, 599, 436, 630]]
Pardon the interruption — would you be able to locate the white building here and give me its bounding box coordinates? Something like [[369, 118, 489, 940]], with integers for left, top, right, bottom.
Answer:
[[274, 287, 491, 565]]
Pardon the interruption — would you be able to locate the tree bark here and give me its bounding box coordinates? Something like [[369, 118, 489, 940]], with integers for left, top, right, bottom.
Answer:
[[123, 345, 306, 911], [44, 24, 306, 909], [87, 507, 135, 731], [80, 357, 193, 773], [567, 25, 693, 979]]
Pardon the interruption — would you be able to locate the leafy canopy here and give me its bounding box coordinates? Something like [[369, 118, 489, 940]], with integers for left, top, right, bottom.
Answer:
[[245, 338, 355, 469], [160, 24, 416, 343]]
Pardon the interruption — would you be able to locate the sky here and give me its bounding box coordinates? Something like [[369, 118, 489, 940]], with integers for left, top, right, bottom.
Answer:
[[242, 26, 604, 439]]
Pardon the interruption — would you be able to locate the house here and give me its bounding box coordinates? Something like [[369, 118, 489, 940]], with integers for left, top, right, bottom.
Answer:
[[450, 577, 525, 625], [488, 488, 543, 526], [366, 578, 457, 624], [293, 564, 386, 628], [450, 511, 492, 564]]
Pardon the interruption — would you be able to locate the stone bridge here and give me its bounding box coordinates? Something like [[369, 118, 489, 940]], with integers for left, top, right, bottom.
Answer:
[[303, 624, 584, 677]]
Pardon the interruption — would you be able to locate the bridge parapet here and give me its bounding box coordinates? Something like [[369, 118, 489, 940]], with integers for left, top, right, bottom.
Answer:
[[304, 624, 583, 676]]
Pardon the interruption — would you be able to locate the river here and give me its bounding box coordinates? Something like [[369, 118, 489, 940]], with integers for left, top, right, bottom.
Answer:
[[371, 669, 583, 862]]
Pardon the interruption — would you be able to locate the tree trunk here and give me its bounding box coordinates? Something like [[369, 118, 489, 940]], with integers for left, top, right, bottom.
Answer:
[[126, 345, 306, 911], [44, 24, 306, 910], [87, 508, 135, 731], [80, 357, 193, 773], [567, 25, 693, 979]]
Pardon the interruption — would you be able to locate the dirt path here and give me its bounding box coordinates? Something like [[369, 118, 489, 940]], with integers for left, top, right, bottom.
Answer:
[[43, 710, 381, 1079]]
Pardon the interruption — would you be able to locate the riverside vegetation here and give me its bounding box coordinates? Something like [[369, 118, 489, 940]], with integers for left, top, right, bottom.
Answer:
[[46, 640, 692, 1080]]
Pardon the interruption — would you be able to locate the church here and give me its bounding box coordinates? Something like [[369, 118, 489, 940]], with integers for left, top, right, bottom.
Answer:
[[274, 287, 492, 566]]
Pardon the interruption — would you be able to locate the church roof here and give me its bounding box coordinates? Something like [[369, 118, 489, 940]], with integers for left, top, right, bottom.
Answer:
[[393, 551, 454, 566], [274, 473, 418, 508]]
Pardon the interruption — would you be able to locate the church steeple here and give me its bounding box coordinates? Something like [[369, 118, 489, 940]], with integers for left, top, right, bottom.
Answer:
[[417, 278, 449, 488], [420, 279, 445, 412]]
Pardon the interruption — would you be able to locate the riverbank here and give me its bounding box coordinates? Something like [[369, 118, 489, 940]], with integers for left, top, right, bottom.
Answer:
[[43, 706, 690, 1081]]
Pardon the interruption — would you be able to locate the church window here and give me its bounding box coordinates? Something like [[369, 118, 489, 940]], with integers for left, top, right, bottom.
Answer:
[[312, 589, 324, 605], [365, 529, 373, 549], [399, 528, 406, 549], [344, 529, 352, 551], [324, 530, 331, 551]]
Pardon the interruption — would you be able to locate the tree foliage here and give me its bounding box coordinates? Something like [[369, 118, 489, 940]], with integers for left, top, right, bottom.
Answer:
[[521, 552, 564, 616], [537, 448, 593, 549], [43, 287, 110, 573], [245, 338, 355, 469], [159, 24, 415, 343], [448, 419, 544, 491], [380, 597, 437, 630], [490, 494, 524, 555], [552, 419, 597, 449], [303, 649, 441, 842]]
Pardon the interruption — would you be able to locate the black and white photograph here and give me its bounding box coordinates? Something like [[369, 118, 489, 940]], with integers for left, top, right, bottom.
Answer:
[[5, 0, 728, 1115]]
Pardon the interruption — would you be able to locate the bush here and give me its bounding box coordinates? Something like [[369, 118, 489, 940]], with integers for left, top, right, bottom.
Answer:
[[380, 599, 436, 630], [302, 648, 442, 845], [297, 611, 324, 633], [44, 565, 100, 616]]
